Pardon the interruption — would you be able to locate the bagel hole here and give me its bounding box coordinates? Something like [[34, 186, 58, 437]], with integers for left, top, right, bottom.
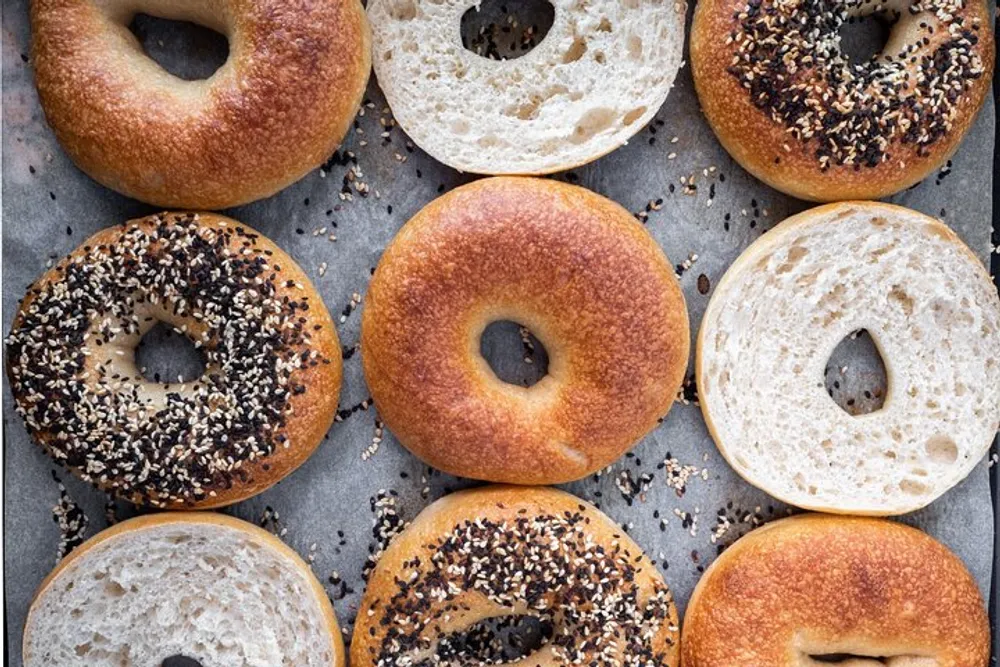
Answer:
[[161, 657, 203, 667], [480, 321, 548, 387], [823, 330, 887, 416], [810, 655, 888, 664], [129, 14, 229, 81], [461, 0, 555, 60], [838, 15, 892, 67], [437, 615, 553, 663], [135, 322, 207, 385]]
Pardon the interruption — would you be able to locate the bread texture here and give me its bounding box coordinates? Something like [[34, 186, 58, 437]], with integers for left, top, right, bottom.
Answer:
[[697, 202, 1000, 515], [31, 0, 371, 209], [368, 0, 685, 174], [352, 485, 679, 667], [361, 177, 689, 484], [23, 513, 345, 667], [682, 514, 990, 667], [6, 212, 342, 508], [691, 0, 994, 201]]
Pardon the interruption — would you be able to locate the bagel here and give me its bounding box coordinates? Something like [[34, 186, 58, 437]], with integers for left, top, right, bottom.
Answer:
[[352, 485, 680, 667], [5, 212, 342, 508], [681, 514, 990, 667], [30, 0, 371, 209], [690, 0, 994, 201], [23, 512, 344, 667], [367, 0, 685, 174], [360, 177, 690, 485], [696, 202, 1000, 515]]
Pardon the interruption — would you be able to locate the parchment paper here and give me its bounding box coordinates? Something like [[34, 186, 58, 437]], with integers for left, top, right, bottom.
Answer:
[[3, 1, 996, 663]]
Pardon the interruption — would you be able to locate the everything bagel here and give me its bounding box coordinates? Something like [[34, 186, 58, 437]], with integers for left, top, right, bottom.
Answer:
[[352, 485, 680, 667], [5, 212, 342, 508], [691, 0, 994, 200]]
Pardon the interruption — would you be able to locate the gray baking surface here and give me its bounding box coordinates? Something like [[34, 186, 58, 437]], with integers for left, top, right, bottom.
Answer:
[[2, 0, 996, 663]]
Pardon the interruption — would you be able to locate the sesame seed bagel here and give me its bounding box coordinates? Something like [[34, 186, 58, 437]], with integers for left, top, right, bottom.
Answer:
[[5, 212, 342, 508], [696, 202, 1000, 515], [23, 512, 345, 667], [681, 514, 989, 666], [360, 177, 690, 485], [691, 0, 994, 201], [352, 485, 680, 667], [30, 0, 371, 209]]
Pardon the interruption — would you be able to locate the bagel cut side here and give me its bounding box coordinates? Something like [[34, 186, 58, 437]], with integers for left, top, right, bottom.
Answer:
[[23, 513, 345, 667], [697, 202, 1000, 515], [368, 0, 685, 174]]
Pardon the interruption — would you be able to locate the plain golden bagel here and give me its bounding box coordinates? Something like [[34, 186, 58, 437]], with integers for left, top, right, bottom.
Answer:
[[681, 514, 990, 667], [361, 177, 690, 484], [696, 202, 1000, 515], [23, 513, 345, 667], [690, 0, 994, 201], [30, 0, 371, 209], [352, 485, 680, 667], [5, 212, 342, 508]]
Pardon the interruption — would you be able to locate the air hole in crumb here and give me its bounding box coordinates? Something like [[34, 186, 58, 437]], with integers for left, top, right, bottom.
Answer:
[[824, 330, 887, 416], [570, 107, 615, 143], [162, 657, 204, 667], [481, 320, 548, 387], [135, 322, 207, 385], [623, 106, 647, 126], [388, 0, 417, 19], [461, 0, 555, 60], [563, 37, 587, 63], [899, 479, 928, 496], [925, 435, 959, 464], [776, 244, 809, 274], [128, 14, 229, 81], [626, 33, 643, 60]]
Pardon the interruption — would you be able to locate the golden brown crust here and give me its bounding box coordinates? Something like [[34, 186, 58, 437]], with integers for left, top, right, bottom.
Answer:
[[7, 212, 342, 509], [690, 0, 994, 201], [681, 514, 990, 666], [352, 485, 680, 667], [30, 0, 371, 209], [360, 177, 690, 485], [25, 512, 345, 666]]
